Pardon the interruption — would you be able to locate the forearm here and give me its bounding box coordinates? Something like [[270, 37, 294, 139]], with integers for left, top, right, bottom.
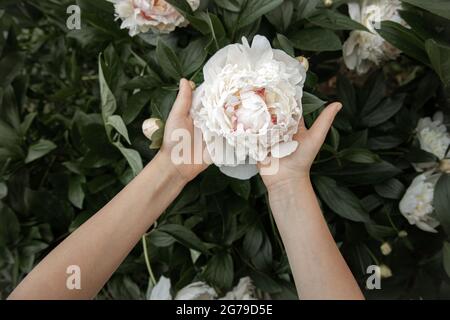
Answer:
[[268, 178, 364, 300], [8, 152, 186, 300]]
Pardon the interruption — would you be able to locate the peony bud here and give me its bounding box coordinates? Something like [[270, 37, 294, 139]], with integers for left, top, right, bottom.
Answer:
[[440, 159, 450, 173], [398, 230, 408, 238], [142, 118, 164, 149], [189, 80, 196, 91], [323, 0, 333, 7], [379, 264, 392, 279], [296, 56, 309, 72], [380, 242, 392, 256]]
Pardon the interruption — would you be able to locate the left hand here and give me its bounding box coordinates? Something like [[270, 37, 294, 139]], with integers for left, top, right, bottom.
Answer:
[[159, 79, 209, 183]]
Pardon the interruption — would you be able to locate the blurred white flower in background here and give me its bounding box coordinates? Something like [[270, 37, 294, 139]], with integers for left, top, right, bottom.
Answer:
[[191, 35, 306, 180], [174, 282, 218, 300], [399, 171, 441, 233], [416, 112, 450, 160], [148, 276, 259, 300], [343, 0, 405, 74], [109, 0, 200, 36], [220, 277, 256, 300]]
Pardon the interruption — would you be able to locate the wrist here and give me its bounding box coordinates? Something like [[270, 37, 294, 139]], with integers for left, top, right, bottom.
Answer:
[[266, 174, 311, 195], [152, 151, 189, 188]]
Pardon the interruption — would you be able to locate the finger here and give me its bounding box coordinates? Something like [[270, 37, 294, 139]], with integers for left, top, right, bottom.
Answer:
[[172, 78, 192, 117], [293, 117, 307, 141], [309, 102, 342, 144]]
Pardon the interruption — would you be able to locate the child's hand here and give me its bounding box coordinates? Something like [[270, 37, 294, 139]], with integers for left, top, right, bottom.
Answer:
[[159, 79, 209, 183], [259, 102, 342, 192]]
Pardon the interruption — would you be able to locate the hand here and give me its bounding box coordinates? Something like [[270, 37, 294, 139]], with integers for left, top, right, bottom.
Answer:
[[259, 102, 343, 192], [159, 79, 209, 183]]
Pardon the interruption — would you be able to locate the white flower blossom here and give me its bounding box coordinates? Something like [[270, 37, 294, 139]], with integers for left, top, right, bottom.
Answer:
[[416, 112, 450, 160], [191, 35, 306, 180], [108, 0, 200, 36], [399, 171, 441, 233], [148, 277, 217, 300], [343, 0, 405, 74], [220, 277, 256, 300], [174, 281, 218, 300]]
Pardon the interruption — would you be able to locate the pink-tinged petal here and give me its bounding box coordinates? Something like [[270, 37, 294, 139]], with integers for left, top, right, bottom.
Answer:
[[271, 141, 298, 158]]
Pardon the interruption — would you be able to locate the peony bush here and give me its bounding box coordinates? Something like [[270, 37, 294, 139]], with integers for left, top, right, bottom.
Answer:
[[1, 0, 450, 299]]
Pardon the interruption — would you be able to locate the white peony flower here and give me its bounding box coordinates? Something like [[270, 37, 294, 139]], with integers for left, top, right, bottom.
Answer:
[[399, 171, 441, 233], [220, 277, 257, 300], [108, 0, 200, 36], [174, 281, 217, 300], [149, 277, 217, 300], [191, 35, 306, 180], [416, 112, 450, 160], [343, 0, 405, 74], [149, 276, 172, 300]]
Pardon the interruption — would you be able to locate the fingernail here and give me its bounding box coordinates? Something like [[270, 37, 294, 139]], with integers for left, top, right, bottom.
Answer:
[[334, 102, 343, 112], [188, 80, 196, 90]]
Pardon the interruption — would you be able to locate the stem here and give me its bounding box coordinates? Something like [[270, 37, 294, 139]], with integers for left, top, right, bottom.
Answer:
[[142, 235, 156, 286]]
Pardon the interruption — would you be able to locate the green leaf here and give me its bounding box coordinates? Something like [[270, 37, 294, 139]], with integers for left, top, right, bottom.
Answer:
[[148, 230, 177, 247], [214, 0, 241, 12], [98, 54, 117, 123], [200, 12, 227, 53], [243, 225, 263, 255], [123, 91, 151, 125], [229, 179, 251, 199], [0, 203, 20, 246], [158, 223, 209, 253], [25, 139, 57, 164], [0, 52, 25, 87], [289, 28, 342, 52], [360, 94, 405, 128], [425, 39, 450, 89], [313, 176, 371, 223], [0, 182, 7, 200], [302, 92, 326, 115], [165, 0, 194, 15], [339, 148, 380, 164], [377, 21, 429, 65], [433, 173, 450, 234], [275, 33, 295, 57], [114, 142, 143, 177], [107, 115, 131, 144], [265, 1, 294, 32], [179, 38, 208, 76], [401, 0, 450, 20], [308, 10, 369, 32], [156, 39, 183, 81], [374, 178, 406, 200], [293, 0, 320, 20], [237, 0, 284, 28], [319, 162, 402, 186], [203, 252, 234, 289], [443, 242, 450, 278], [68, 176, 85, 209]]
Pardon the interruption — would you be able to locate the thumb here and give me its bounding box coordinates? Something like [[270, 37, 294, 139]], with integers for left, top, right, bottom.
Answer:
[[309, 102, 342, 145], [171, 78, 193, 117]]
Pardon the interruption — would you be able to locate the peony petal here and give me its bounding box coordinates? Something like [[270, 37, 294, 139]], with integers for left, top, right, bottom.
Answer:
[[219, 164, 258, 180], [271, 141, 298, 158], [149, 276, 172, 300], [203, 45, 231, 83]]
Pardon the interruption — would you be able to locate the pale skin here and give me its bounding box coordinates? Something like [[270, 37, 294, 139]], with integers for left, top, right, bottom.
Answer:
[[8, 79, 363, 300]]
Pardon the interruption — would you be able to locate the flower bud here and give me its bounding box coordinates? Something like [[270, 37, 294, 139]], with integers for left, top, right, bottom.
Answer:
[[296, 56, 309, 72], [189, 80, 196, 91], [380, 242, 392, 256], [142, 118, 164, 149], [323, 0, 333, 7], [398, 230, 408, 238], [440, 159, 450, 173], [379, 264, 392, 279]]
